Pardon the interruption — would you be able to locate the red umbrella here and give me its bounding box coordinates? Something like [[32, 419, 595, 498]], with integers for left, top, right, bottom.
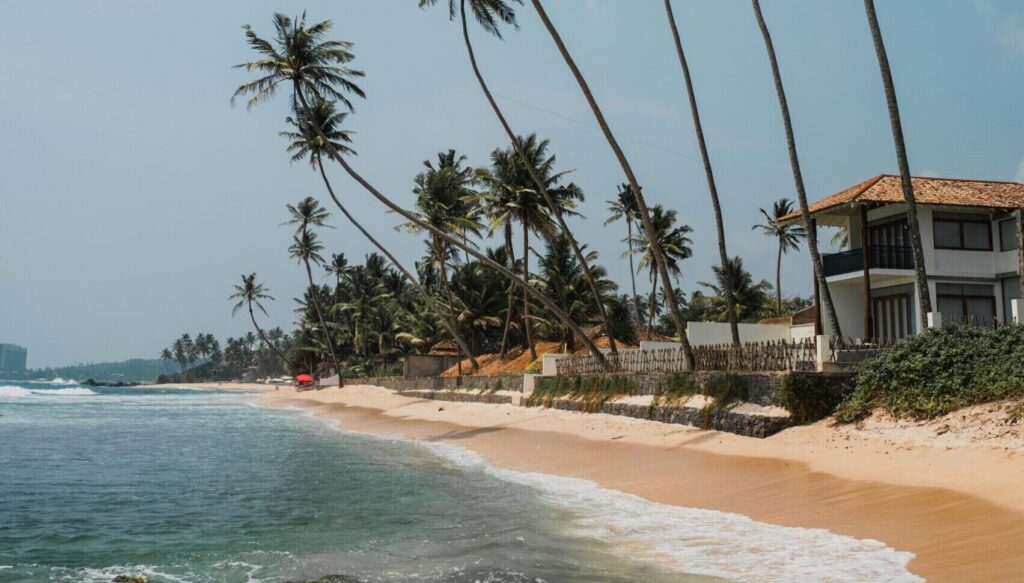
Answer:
[[295, 374, 314, 384]]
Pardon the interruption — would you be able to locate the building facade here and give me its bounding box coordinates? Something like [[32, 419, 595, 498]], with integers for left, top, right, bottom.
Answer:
[[780, 175, 1024, 342], [0, 343, 28, 374]]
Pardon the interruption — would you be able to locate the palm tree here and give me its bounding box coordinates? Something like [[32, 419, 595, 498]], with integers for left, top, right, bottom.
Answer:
[[527, 0, 694, 367], [700, 257, 771, 323], [750, 0, 843, 337], [284, 197, 342, 385], [159, 348, 174, 370], [419, 0, 618, 354], [229, 273, 289, 368], [477, 135, 582, 360], [862, 0, 932, 328], [662, 0, 739, 345], [534, 235, 617, 352], [752, 198, 806, 316], [326, 252, 349, 298], [629, 205, 693, 339], [406, 149, 484, 373], [605, 183, 643, 320], [234, 13, 608, 366], [280, 99, 480, 371]]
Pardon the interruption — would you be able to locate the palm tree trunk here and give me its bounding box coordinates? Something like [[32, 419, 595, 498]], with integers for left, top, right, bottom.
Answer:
[[303, 258, 344, 386], [248, 303, 289, 369], [316, 158, 480, 371], [863, 0, 932, 329], [437, 240, 464, 376], [522, 210, 537, 360], [647, 275, 659, 340], [663, 0, 740, 346], [459, 0, 616, 354], [775, 239, 783, 316], [297, 90, 609, 368], [499, 222, 516, 358], [751, 0, 844, 338], [627, 219, 641, 323], [529, 0, 692, 369]]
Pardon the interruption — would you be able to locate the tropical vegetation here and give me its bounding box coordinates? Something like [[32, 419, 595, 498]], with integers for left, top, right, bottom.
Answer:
[[152, 5, 987, 388]]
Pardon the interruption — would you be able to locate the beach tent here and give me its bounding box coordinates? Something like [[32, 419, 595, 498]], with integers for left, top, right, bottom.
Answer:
[[295, 374, 314, 387]]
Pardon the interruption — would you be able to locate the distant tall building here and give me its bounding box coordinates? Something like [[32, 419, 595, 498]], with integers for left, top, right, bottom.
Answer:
[[0, 344, 28, 374]]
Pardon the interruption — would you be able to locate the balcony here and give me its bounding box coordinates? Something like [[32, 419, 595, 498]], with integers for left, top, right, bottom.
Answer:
[[822, 245, 914, 278]]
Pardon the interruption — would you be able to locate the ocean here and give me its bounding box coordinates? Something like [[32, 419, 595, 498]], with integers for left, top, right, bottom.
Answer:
[[0, 380, 921, 582]]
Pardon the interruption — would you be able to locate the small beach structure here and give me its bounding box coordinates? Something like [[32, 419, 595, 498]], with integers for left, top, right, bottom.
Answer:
[[295, 374, 315, 387]]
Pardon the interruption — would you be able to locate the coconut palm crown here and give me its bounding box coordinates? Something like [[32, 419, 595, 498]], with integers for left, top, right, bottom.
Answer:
[[232, 13, 365, 111]]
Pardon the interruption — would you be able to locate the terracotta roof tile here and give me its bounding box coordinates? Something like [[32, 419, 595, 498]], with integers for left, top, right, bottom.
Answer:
[[779, 175, 1024, 222]]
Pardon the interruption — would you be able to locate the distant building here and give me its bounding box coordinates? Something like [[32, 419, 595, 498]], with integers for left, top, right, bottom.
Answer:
[[0, 344, 28, 374]]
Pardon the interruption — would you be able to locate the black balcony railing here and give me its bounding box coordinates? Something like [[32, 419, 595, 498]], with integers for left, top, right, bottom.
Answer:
[[822, 245, 914, 277]]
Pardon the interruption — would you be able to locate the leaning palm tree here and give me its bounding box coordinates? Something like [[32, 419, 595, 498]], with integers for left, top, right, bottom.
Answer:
[[605, 183, 643, 321], [284, 197, 342, 385], [527, 0, 693, 367], [419, 0, 618, 354], [752, 198, 806, 316], [750, 0, 843, 337], [281, 100, 480, 371], [229, 273, 289, 368], [862, 0, 932, 328], [234, 12, 609, 366], [663, 0, 739, 345], [477, 135, 582, 360], [630, 205, 693, 339]]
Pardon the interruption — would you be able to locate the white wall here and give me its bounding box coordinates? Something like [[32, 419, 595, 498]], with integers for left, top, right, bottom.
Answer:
[[822, 279, 865, 339], [684, 322, 791, 346], [790, 323, 816, 341]]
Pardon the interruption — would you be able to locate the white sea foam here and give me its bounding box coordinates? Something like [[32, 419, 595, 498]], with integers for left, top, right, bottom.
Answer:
[[0, 385, 97, 398], [49, 377, 77, 385], [414, 440, 924, 583]]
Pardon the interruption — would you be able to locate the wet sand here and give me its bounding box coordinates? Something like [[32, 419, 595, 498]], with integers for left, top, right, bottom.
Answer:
[[177, 383, 1024, 581]]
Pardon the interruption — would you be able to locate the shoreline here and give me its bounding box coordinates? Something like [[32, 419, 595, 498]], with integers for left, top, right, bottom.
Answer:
[[171, 382, 1024, 581]]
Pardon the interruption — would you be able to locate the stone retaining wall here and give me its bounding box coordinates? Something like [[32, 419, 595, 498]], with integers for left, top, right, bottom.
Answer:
[[395, 390, 513, 405], [547, 399, 792, 438], [345, 375, 524, 394]]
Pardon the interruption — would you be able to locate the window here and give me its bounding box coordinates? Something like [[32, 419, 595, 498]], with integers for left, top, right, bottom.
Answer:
[[999, 218, 1019, 252], [1003, 277, 1021, 323], [936, 283, 996, 327], [873, 293, 912, 342], [932, 216, 992, 251]]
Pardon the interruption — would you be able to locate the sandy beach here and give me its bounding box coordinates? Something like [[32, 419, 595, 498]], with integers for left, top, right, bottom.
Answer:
[[175, 382, 1024, 581]]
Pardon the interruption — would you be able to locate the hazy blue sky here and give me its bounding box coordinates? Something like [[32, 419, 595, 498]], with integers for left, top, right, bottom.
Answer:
[[2, 0, 1022, 368]]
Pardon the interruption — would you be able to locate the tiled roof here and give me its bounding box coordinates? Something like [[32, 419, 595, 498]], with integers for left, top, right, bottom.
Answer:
[[779, 175, 1024, 222]]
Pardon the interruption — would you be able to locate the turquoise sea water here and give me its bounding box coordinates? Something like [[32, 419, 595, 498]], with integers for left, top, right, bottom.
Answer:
[[0, 381, 923, 582]]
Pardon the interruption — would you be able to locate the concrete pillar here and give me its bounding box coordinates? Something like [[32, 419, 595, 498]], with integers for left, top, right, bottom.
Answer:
[[927, 311, 943, 329], [815, 334, 833, 372], [1012, 299, 1023, 324], [515, 374, 539, 407]]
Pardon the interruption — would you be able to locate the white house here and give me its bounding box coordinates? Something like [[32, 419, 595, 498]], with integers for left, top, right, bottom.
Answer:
[[779, 175, 1024, 342]]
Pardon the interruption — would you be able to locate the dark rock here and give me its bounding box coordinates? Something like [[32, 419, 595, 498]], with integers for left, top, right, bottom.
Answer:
[[112, 576, 148, 583]]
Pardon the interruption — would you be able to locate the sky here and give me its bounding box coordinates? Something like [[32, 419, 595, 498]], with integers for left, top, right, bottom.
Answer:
[[1, 0, 1023, 368]]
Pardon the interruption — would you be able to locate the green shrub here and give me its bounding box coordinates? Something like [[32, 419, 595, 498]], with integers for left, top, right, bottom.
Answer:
[[837, 325, 1024, 422], [779, 373, 845, 424]]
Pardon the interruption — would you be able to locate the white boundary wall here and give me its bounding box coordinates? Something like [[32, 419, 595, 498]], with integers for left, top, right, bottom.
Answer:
[[685, 322, 792, 347]]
